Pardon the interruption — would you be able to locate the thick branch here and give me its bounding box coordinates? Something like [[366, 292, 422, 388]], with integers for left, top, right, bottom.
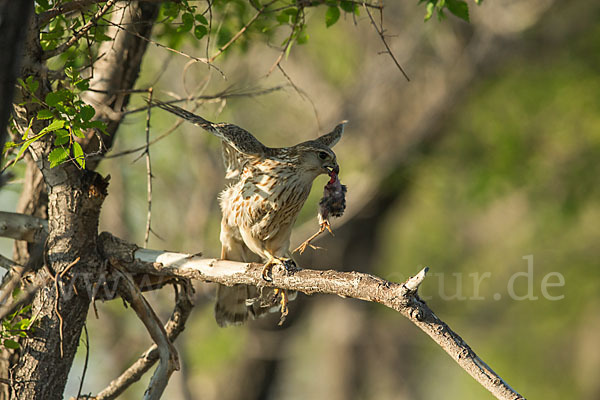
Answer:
[[97, 232, 524, 400]]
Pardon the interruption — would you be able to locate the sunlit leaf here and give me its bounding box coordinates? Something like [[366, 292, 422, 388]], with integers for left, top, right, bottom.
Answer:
[[49, 147, 69, 168], [72, 142, 85, 169]]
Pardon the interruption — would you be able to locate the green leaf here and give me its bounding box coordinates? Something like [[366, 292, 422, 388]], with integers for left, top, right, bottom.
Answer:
[[340, 1, 357, 13], [54, 131, 70, 146], [195, 13, 208, 25], [3, 141, 17, 154], [88, 120, 108, 135], [276, 12, 290, 24], [178, 12, 194, 32], [3, 339, 20, 350], [14, 319, 31, 330], [13, 140, 35, 163], [39, 119, 65, 135], [36, 109, 54, 120], [424, 1, 435, 21], [26, 76, 39, 94], [72, 127, 85, 139], [446, 0, 469, 22], [49, 147, 69, 168], [296, 30, 309, 45], [72, 142, 85, 169], [45, 92, 61, 107], [325, 6, 340, 27], [194, 25, 208, 40], [79, 105, 95, 121], [75, 79, 90, 91]]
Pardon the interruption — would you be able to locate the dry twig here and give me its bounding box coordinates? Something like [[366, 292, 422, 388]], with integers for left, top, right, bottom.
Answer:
[[363, 3, 410, 81]]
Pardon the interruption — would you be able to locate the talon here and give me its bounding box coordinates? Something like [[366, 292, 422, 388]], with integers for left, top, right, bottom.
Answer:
[[321, 220, 333, 235], [277, 289, 289, 326], [262, 259, 275, 282]]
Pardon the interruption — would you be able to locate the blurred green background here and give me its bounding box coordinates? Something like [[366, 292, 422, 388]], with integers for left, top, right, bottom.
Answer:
[[3, 0, 600, 399]]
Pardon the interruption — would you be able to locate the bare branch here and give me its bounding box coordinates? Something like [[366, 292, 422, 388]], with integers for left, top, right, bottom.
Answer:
[[143, 89, 154, 247], [0, 276, 46, 321], [363, 3, 410, 81], [95, 281, 193, 400], [113, 266, 180, 400], [0, 211, 47, 243]]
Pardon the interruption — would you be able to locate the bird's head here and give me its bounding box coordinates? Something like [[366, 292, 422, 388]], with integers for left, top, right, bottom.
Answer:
[[295, 142, 339, 178], [278, 121, 345, 180]]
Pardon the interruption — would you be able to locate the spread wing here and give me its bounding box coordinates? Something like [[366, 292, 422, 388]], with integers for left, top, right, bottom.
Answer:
[[151, 100, 267, 156], [314, 120, 347, 148], [151, 99, 268, 179]]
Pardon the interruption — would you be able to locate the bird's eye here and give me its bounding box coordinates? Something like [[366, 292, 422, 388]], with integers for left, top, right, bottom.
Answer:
[[318, 151, 328, 160]]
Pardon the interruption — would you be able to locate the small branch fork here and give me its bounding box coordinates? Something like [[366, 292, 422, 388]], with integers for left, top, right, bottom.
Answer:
[[363, 2, 410, 81], [0, 213, 524, 400]]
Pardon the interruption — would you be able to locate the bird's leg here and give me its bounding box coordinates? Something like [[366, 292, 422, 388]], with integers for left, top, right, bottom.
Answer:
[[293, 219, 333, 255], [273, 288, 289, 326]]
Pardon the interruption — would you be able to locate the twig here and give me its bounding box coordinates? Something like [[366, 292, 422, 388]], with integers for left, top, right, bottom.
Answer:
[[53, 257, 81, 358], [43, 0, 117, 60], [100, 16, 223, 76], [267, 10, 303, 76], [76, 324, 90, 400], [143, 89, 154, 248], [0, 256, 26, 306], [363, 3, 410, 81], [276, 64, 322, 132], [112, 266, 180, 400], [95, 281, 193, 400], [208, 0, 277, 63]]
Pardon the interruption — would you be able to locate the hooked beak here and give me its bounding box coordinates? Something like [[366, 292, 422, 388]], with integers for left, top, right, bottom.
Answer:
[[324, 163, 339, 176]]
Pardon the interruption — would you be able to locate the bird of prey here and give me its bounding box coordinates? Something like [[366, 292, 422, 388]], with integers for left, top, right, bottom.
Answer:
[[152, 100, 345, 326]]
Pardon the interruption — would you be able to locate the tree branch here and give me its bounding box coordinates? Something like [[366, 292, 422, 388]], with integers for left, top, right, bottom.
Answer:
[[95, 281, 193, 400], [0, 213, 524, 400], [113, 266, 180, 400], [96, 232, 525, 400]]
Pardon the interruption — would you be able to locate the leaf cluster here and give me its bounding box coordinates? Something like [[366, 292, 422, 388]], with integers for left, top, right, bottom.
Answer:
[[1, 289, 34, 351], [6, 69, 107, 170], [419, 0, 477, 22]]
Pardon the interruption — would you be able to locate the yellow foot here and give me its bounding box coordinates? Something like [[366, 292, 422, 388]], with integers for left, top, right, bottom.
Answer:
[[274, 288, 289, 326]]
